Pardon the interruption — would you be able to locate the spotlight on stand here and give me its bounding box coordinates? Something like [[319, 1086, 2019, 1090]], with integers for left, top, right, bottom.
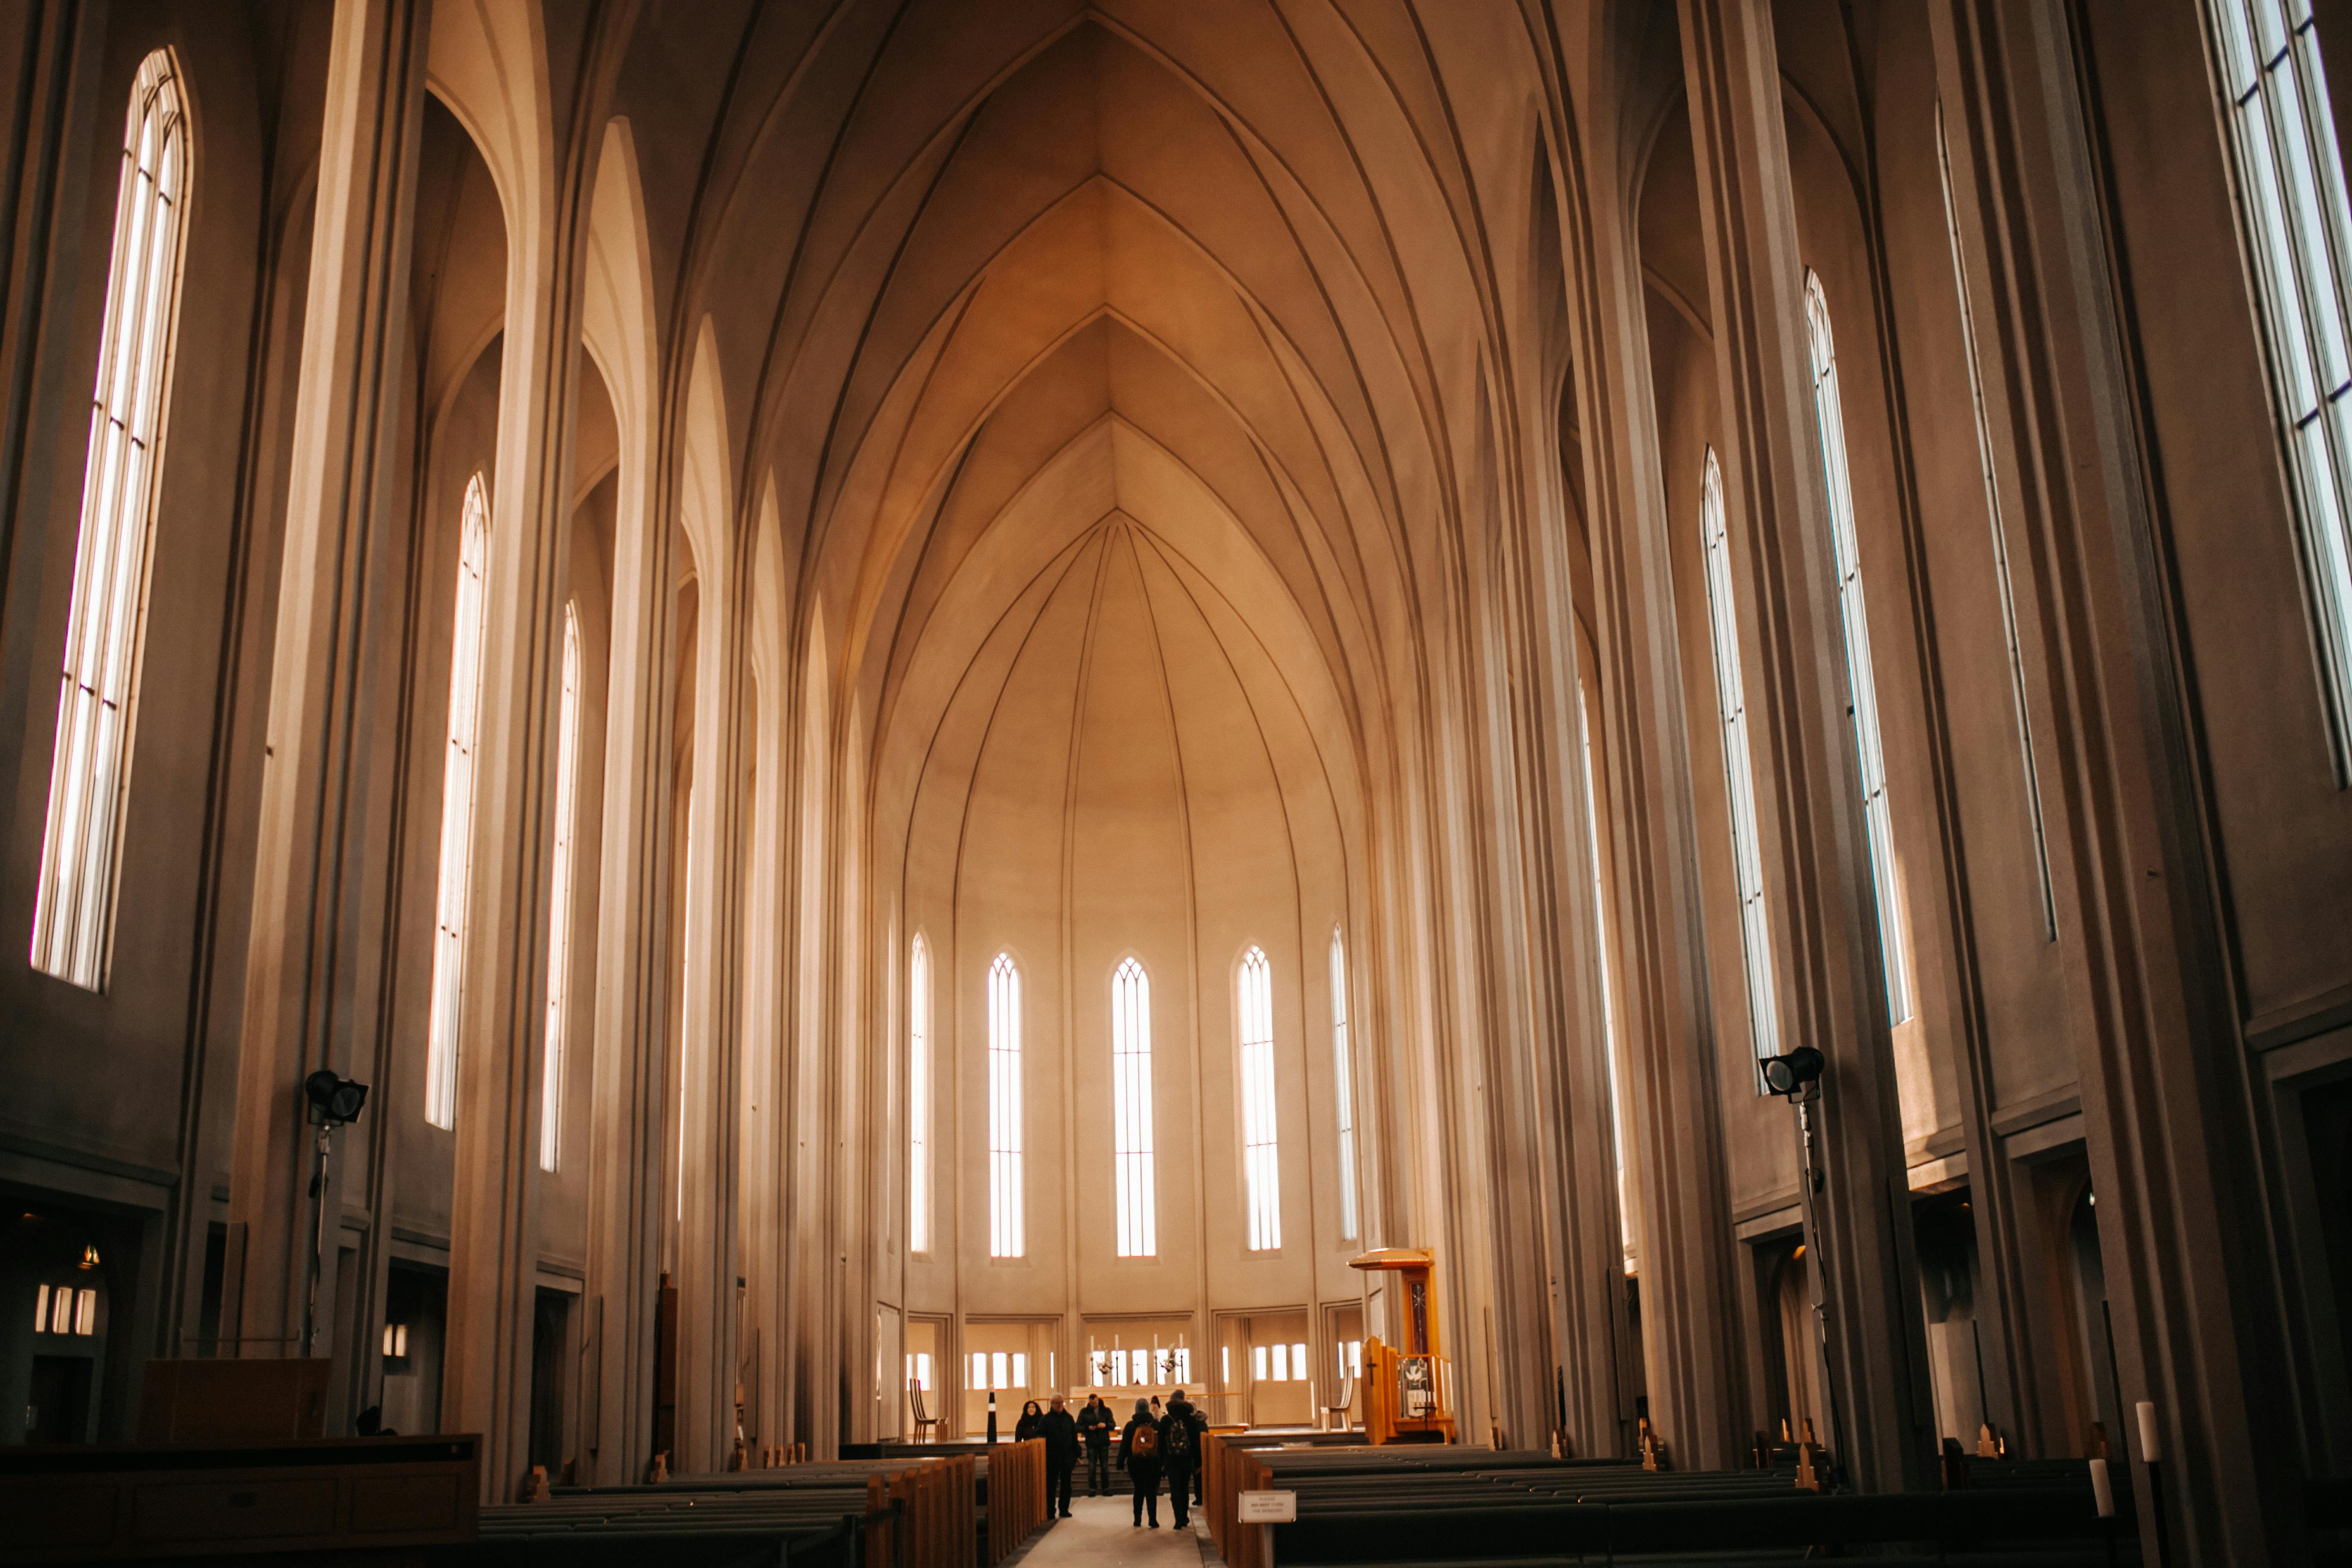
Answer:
[[300, 1071, 369, 1362], [1760, 1045, 1824, 1099], [304, 1070, 369, 1127]]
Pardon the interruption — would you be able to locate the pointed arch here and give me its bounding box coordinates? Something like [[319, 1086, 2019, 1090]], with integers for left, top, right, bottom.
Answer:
[[1236, 944, 1280, 1252], [908, 930, 932, 1254], [1329, 928, 1358, 1243], [1697, 450, 1777, 1071], [1110, 954, 1155, 1258], [427, 474, 493, 1128], [1802, 270, 1910, 1025], [987, 950, 1024, 1259], [31, 49, 192, 989]]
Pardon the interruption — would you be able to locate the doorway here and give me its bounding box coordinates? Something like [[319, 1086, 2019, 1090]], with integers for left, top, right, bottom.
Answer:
[[1320, 1302, 1364, 1428], [27, 1357, 93, 1444], [905, 1315, 947, 1438], [530, 1288, 574, 1471], [380, 1261, 447, 1436]]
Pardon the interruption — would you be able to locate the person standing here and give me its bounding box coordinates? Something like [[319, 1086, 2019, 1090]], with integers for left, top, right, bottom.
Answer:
[[1041, 1395, 1079, 1519], [1076, 1393, 1115, 1495], [1119, 1398, 1164, 1528], [1014, 1399, 1043, 1443], [1160, 1390, 1202, 1528], [1165, 1389, 1208, 1514]]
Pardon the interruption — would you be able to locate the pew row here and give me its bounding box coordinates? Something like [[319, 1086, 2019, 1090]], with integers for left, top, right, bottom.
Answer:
[[486, 1440, 1047, 1568], [1204, 1437, 2136, 1568]]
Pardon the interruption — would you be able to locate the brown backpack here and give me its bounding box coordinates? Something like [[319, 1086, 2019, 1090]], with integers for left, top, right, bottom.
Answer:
[[1129, 1420, 1161, 1461]]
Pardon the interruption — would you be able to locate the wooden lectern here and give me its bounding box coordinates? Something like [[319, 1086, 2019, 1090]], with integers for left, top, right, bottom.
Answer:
[[1349, 1248, 1456, 1445]]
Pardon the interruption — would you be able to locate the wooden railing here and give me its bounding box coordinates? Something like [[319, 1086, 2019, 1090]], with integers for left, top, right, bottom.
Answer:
[[868, 1453, 976, 1568], [984, 1438, 1049, 1565]]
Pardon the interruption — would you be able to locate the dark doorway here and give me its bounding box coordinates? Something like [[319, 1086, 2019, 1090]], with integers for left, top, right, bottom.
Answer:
[[2063, 1185, 2126, 1455], [380, 1262, 447, 1436], [27, 1356, 92, 1444], [530, 1288, 572, 1471]]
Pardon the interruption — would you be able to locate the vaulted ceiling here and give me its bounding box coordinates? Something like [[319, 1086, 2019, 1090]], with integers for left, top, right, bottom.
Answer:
[[587, 1, 1568, 823]]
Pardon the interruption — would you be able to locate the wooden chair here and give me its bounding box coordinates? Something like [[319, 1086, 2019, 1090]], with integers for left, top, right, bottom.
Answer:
[[910, 1380, 943, 1442], [1323, 1376, 1355, 1431]]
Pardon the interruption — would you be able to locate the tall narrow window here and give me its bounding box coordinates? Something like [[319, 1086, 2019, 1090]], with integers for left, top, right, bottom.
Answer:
[[988, 953, 1023, 1259], [676, 782, 693, 1222], [425, 477, 491, 1128], [1237, 946, 1282, 1251], [2207, 1, 2352, 777], [1803, 273, 1912, 1024], [1936, 103, 2057, 937], [1329, 931, 1359, 1242], [1699, 451, 1782, 1069], [538, 605, 583, 1171], [1111, 957, 1156, 1257], [30, 51, 189, 988], [1578, 687, 1630, 1215], [909, 934, 932, 1254]]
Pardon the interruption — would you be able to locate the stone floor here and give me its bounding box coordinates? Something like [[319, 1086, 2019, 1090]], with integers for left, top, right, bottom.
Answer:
[[1001, 1484, 1222, 1568]]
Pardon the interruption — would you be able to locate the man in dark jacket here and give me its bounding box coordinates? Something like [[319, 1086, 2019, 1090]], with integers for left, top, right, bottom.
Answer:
[[1040, 1395, 1079, 1519], [1118, 1398, 1163, 1527], [1076, 1394, 1115, 1495], [1161, 1391, 1205, 1528]]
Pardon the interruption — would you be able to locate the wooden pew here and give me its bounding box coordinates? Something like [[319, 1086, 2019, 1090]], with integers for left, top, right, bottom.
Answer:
[[1214, 1442, 2135, 1568], [0, 1434, 480, 1564]]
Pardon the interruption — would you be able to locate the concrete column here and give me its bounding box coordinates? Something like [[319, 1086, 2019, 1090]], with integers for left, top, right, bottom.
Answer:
[[225, 0, 426, 1370], [676, 571, 746, 1471], [0, 0, 95, 657], [1492, 458, 1634, 1456], [1930, 5, 2304, 1558], [1677, 0, 1934, 1493], [1558, 102, 1752, 1472], [581, 403, 675, 1484], [440, 67, 587, 1503]]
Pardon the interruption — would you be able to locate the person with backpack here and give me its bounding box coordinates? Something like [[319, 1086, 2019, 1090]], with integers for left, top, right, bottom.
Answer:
[[1076, 1393, 1116, 1495], [1118, 1397, 1164, 1527], [1159, 1390, 1202, 1528], [1166, 1388, 1209, 1509]]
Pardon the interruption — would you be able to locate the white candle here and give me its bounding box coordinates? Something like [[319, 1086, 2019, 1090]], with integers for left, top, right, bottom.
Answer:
[[2089, 1456, 2114, 1518], [2135, 1401, 2162, 1463]]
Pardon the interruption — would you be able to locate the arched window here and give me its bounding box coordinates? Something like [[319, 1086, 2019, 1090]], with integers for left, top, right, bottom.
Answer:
[[1111, 957, 1155, 1257], [1803, 273, 1912, 1025], [675, 780, 693, 1221], [1237, 946, 1281, 1251], [30, 50, 190, 989], [1699, 451, 1781, 1070], [909, 934, 932, 1253], [539, 605, 582, 1171], [988, 953, 1023, 1259], [1329, 931, 1359, 1242], [1577, 688, 1628, 1188], [425, 477, 491, 1128], [2206, 0, 2352, 779]]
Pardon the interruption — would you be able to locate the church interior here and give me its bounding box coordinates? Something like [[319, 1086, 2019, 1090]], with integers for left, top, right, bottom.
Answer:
[[1, 2, 2348, 1565]]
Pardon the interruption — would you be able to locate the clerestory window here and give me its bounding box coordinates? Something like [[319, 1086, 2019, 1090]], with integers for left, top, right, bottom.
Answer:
[[31, 50, 191, 990], [425, 477, 491, 1129]]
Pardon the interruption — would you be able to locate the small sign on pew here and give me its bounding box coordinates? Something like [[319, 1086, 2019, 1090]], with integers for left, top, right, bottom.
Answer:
[[1237, 1490, 1298, 1523]]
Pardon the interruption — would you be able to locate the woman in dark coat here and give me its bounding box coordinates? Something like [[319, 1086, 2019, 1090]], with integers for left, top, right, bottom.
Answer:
[[1117, 1398, 1164, 1527], [1013, 1399, 1044, 1442]]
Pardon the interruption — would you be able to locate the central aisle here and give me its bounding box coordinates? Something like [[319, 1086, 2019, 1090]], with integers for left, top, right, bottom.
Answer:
[[1008, 1488, 1218, 1568]]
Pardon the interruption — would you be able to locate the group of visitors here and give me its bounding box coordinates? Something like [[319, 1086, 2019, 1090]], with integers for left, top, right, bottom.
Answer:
[[1009, 1388, 1208, 1528]]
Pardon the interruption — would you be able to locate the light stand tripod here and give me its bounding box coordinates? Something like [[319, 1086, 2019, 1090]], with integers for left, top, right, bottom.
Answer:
[[1763, 1045, 1850, 1489], [299, 1071, 371, 1361]]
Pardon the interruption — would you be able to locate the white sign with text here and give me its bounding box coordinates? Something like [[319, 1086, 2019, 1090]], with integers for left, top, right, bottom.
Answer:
[[1237, 1491, 1298, 1523]]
